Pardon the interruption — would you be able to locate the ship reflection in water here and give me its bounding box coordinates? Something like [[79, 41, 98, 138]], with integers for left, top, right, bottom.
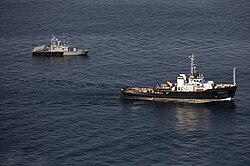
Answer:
[[32, 55, 89, 65], [158, 101, 235, 132], [122, 99, 236, 134], [171, 102, 236, 133]]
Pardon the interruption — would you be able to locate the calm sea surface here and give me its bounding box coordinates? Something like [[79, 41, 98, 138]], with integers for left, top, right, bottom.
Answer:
[[1, 0, 250, 165]]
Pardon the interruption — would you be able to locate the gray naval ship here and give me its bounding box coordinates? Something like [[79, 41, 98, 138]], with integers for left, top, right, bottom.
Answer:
[[121, 54, 237, 103], [32, 35, 88, 56]]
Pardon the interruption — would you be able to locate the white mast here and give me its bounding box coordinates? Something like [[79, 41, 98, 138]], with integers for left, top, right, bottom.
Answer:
[[233, 67, 236, 85], [189, 54, 196, 78]]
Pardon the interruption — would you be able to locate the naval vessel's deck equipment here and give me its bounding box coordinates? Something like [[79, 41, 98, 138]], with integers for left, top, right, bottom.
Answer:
[[32, 35, 88, 56]]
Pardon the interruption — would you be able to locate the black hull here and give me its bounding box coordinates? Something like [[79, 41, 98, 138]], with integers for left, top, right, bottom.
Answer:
[[32, 51, 88, 57], [121, 86, 237, 102], [32, 52, 64, 57]]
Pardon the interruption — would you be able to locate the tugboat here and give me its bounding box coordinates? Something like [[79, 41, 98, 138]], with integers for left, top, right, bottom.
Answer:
[[32, 35, 89, 56], [121, 54, 237, 103]]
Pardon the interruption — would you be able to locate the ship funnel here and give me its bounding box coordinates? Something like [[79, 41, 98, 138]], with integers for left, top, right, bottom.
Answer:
[[233, 67, 236, 85]]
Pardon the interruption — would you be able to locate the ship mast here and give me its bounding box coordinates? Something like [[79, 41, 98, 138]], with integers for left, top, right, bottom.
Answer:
[[189, 54, 196, 79], [233, 66, 236, 85], [51, 34, 57, 46], [63, 33, 65, 45]]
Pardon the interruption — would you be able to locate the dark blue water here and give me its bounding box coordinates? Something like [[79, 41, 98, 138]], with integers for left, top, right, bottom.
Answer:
[[1, 0, 250, 165]]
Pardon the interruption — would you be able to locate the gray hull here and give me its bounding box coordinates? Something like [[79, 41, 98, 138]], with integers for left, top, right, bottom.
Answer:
[[32, 52, 63, 57], [32, 50, 88, 57]]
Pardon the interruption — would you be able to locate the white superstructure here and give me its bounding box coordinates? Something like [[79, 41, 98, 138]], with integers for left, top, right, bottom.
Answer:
[[50, 35, 87, 55], [176, 54, 214, 92]]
